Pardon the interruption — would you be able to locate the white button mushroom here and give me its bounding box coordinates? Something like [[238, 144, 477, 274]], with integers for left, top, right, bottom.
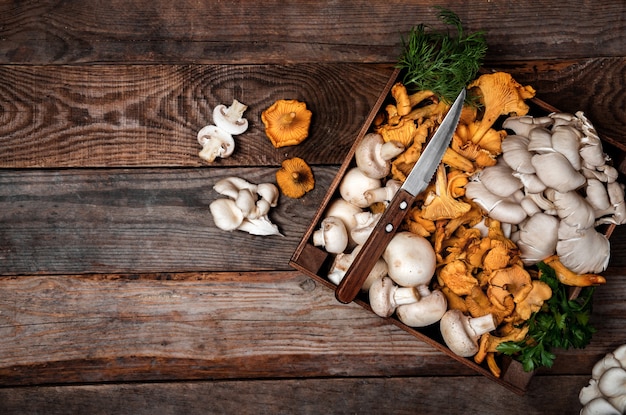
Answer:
[[312, 216, 349, 254], [368, 276, 420, 318], [354, 132, 405, 179], [197, 99, 248, 163], [439, 309, 496, 357], [197, 125, 235, 163], [350, 211, 382, 246], [327, 244, 387, 291], [382, 231, 436, 288], [212, 99, 249, 135], [364, 179, 402, 206], [395, 285, 447, 327], [339, 167, 383, 208]]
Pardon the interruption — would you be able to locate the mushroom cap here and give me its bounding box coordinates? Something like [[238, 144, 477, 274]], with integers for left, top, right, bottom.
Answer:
[[355, 133, 404, 179], [261, 99, 312, 148], [275, 157, 315, 199], [396, 289, 447, 327], [197, 125, 235, 162], [368, 276, 399, 317], [531, 152, 586, 192], [213, 101, 249, 135], [312, 216, 348, 254], [467, 72, 535, 142], [209, 198, 244, 231], [339, 167, 381, 208], [556, 222, 610, 274], [383, 231, 436, 287], [440, 309, 481, 357], [515, 212, 559, 265]]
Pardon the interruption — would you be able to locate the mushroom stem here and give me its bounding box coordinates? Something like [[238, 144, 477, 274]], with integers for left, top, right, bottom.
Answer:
[[280, 112, 297, 125], [223, 99, 248, 123]]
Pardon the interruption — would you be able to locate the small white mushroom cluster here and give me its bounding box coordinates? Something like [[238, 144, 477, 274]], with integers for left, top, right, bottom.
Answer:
[[209, 177, 282, 236], [312, 132, 405, 255], [197, 99, 249, 163], [579, 343, 626, 415], [465, 112, 625, 274], [312, 133, 449, 328]]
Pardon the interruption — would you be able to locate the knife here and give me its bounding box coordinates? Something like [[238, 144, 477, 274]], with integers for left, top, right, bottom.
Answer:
[[335, 88, 466, 304]]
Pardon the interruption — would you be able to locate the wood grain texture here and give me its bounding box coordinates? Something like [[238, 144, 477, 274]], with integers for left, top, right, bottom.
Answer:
[[0, 64, 393, 167], [0, 0, 624, 64], [0, 271, 471, 386], [1, 61, 625, 168], [1, 0, 626, 412], [0, 270, 623, 387], [0, 376, 591, 414], [0, 167, 341, 275]]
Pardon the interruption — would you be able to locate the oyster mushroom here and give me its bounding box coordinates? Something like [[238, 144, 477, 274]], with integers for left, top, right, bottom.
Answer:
[[261, 99, 313, 148], [210, 177, 282, 236], [468, 112, 626, 272]]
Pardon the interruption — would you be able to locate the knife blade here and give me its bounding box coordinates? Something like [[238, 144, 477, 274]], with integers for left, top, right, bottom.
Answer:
[[335, 88, 466, 304]]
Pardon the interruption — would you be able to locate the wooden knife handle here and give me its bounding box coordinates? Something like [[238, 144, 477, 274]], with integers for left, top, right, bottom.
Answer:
[[335, 188, 415, 303]]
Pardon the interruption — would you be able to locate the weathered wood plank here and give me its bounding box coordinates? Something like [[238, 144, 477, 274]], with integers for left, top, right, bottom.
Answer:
[[0, 271, 473, 386], [0, 167, 340, 275], [0, 0, 624, 64], [0, 270, 623, 387], [1, 61, 625, 169], [0, 376, 591, 414], [0, 63, 393, 167], [3, 166, 625, 276]]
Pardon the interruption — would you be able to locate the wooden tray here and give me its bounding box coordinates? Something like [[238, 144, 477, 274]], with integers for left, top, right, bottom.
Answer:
[[289, 68, 618, 395]]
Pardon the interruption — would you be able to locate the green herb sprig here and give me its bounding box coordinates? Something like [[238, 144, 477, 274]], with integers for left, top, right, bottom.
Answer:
[[496, 262, 597, 372], [397, 8, 487, 104]]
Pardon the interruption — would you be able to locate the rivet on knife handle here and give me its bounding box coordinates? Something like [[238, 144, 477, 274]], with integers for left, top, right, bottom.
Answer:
[[335, 188, 415, 304]]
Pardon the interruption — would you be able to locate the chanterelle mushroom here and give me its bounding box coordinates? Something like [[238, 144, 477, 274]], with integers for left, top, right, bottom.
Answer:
[[467, 72, 535, 143], [275, 157, 315, 199], [261, 99, 313, 148]]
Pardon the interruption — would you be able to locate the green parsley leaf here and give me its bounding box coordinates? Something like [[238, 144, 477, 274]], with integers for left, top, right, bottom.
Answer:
[[496, 262, 597, 371]]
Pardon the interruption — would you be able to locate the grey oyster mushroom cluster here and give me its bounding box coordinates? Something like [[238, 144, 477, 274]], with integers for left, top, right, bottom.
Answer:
[[313, 132, 453, 330], [197, 99, 249, 163], [579, 343, 626, 414], [209, 177, 282, 236], [465, 112, 626, 274]]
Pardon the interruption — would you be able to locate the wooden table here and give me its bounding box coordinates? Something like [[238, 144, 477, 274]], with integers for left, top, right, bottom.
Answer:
[[1, 1, 625, 413]]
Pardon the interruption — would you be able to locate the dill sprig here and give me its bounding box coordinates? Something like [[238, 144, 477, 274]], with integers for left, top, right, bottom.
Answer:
[[397, 8, 487, 103]]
